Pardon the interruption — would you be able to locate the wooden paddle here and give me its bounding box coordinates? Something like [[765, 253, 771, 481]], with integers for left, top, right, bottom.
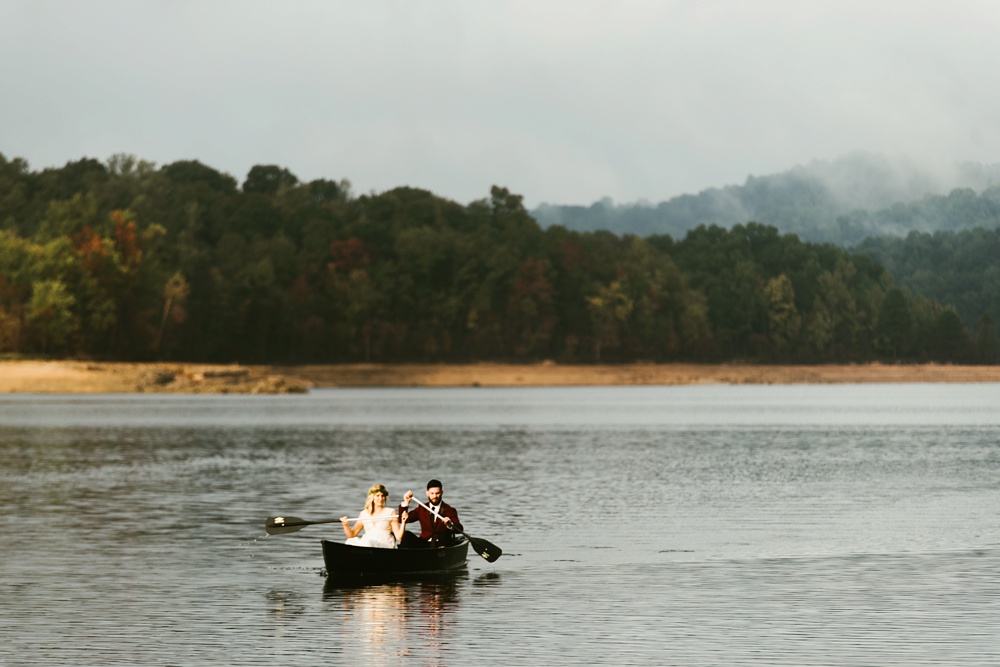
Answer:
[[264, 514, 396, 535], [265, 516, 343, 535], [409, 497, 503, 563]]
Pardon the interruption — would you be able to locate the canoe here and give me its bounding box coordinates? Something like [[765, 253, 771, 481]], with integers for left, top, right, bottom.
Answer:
[[321, 538, 469, 581]]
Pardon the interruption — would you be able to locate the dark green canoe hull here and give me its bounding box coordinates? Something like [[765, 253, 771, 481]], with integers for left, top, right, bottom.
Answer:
[[321, 538, 469, 581]]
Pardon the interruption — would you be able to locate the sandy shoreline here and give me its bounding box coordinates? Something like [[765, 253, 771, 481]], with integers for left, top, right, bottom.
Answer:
[[0, 361, 308, 394], [3, 360, 1000, 394]]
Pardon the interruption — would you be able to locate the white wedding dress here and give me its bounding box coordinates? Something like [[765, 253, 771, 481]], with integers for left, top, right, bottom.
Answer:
[[345, 507, 397, 548]]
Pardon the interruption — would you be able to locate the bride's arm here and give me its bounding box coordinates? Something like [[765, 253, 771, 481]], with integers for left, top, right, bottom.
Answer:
[[391, 511, 408, 541], [341, 514, 364, 538]]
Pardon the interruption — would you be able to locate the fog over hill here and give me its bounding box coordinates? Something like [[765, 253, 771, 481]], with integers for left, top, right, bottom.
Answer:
[[531, 153, 1000, 245]]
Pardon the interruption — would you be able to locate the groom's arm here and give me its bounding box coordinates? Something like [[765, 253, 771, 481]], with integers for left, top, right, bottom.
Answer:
[[399, 493, 420, 525], [441, 505, 463, 533]]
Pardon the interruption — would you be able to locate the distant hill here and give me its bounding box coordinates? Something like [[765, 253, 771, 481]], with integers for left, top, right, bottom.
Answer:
[[530, 153, 1000, 245]]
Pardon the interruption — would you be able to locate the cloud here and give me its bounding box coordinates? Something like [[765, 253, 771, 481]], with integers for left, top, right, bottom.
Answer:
[[3, 0, 1000, 207]]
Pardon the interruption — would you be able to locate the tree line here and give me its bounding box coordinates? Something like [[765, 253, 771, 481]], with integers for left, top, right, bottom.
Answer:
[[0, 152, 995, 364]]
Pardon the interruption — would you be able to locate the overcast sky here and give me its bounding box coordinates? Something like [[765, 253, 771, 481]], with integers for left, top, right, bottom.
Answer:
[[3, 1, 999, 207]]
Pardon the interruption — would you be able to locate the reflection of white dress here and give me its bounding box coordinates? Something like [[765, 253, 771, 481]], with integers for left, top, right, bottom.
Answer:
[[346, 508, 397, 549]]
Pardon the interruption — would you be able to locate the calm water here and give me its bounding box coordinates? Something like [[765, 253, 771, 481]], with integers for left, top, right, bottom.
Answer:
[[1, 384, 998, 666]]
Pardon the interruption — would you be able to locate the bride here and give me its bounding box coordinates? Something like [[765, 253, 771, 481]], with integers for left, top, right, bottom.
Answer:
[[340, 483, 408, 548]]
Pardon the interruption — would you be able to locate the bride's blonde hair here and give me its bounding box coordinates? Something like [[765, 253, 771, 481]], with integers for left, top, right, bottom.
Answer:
[[364, 483, 389, 514]]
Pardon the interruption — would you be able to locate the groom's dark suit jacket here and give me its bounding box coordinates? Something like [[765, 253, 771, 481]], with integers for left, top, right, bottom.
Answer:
[[399, 501, 463, 541]]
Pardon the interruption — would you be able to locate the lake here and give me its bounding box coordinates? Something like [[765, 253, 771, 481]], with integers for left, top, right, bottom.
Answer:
[[1, 384, 998, 665]]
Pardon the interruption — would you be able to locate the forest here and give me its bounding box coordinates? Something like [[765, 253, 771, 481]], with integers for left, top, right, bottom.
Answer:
[[0, 151, 996, 365]]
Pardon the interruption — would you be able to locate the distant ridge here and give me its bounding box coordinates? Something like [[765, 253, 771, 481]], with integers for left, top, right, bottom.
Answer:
[[530, 152, 1000, 245]]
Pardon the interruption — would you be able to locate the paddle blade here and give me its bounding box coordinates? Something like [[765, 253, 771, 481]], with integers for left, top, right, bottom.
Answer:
[[467, 534, 502, 563], [264, 516, 308, 535]]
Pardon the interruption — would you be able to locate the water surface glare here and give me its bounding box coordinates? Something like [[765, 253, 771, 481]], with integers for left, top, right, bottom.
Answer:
[[1, 384, 998, 665]]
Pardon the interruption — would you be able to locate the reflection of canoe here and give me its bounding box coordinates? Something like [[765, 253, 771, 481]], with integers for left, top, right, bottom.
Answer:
[[321, 539, 469, 581]]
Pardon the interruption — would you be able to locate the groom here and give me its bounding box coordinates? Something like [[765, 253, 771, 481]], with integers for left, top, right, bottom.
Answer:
[[398, 479, 463, 547]]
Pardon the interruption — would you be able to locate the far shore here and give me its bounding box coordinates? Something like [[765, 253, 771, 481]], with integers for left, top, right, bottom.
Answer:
[[3, 360, 1000, 394]]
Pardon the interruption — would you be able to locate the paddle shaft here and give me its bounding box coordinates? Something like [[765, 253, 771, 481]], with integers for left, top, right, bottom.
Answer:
[[273, 517, 341, 528], [408, 498, 502, 562], [278, 514, 398, 526], [264, 513, 398, 535]]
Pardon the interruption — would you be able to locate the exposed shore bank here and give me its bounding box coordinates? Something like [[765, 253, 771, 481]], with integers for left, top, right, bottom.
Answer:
[[0, 361, 308, 394], [3, 360, 1000, 394]]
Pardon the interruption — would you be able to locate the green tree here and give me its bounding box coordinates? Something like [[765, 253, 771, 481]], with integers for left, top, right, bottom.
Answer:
[[37, 193, 102, 241], [587, 280, 633, 361], [505, 257, 557, 359], [242, 165, 299, 195], [805, 259, 860, 360], [975, 314, 999, 363], [0, 276, 24, 352], [876, 288, 912, 359], [155, 272, 190, 354], [927, 308, 968, 362], [765, 274, 801, 357], [0, 153, 31, 235], [26, 280, 77, 352]]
